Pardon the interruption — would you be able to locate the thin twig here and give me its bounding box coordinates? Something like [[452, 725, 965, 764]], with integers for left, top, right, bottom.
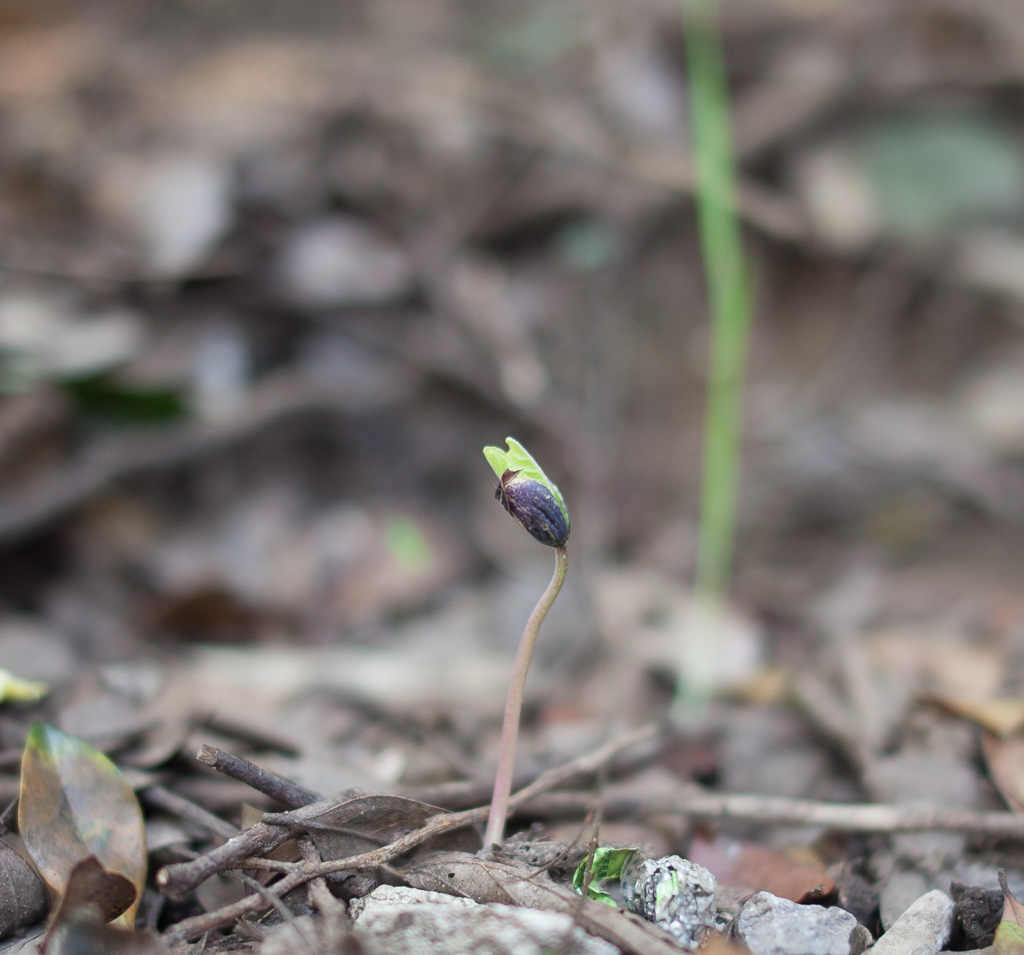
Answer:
[[157, 819, 299, 900], [142, 785, 239, 841], [196, 745, 323, 809], [519, 787, 1024, 837], [297, 837, 344, 919], [0, 797, 17, 837], [163, 725, 658, 941]]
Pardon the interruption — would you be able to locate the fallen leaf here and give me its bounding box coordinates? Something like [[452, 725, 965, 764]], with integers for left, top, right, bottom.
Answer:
[[689, 834, 833, 903], [982, 733, 1024, 812], [40, 857, 138, 954], [18, 724, 147, 926], [289, 794, 477, 862], [934, 695, 1024, 738], [701, 937, 756, 955], [42, 910, 169, 955], [996, 870, 1024, 955], [0, 669, 48, 704], [48, 857, 136, 926]]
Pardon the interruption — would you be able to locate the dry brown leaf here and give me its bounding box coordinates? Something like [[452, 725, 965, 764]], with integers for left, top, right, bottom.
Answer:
[[995, 870, 1024, 955], [982, 733, 1024, 812], [41, 856, 137, 951], [283, 794, 477, 863], [702, 936, 755, 955], [938, 696, 1024, 739], [689, 835, 833, 903], [18, 724, 147, 926]]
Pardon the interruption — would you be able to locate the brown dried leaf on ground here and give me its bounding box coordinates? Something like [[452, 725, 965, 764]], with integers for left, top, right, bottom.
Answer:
[[982, 733, 1024, 812], [43, 913, 169, 955], [996, 871, 1024, 955], [283, 793, 478, 863], [41, 856, 137, 951], [939, 697, 1024, 740], [688, 834, 834, 903]]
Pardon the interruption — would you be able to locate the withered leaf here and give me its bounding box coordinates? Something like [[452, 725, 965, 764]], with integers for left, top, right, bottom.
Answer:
[[49, 857, 137, 927], [43, 910, 169, 955], [689, 834, 834, 903], [18, 724, 147, 926], [995, 870, 1024, 955], [284, 794, 476, 862]]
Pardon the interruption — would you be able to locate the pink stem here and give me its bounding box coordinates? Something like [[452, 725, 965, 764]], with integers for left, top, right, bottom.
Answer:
[[484, 545, 569, 849]]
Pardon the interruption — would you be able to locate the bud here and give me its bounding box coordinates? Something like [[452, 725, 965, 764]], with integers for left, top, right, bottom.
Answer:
[[483, 437, 570, 548]]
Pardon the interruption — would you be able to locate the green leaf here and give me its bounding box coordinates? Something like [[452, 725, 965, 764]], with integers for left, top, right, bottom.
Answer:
[[860, 108, 1024, 237], [479, 5, 578, 71], [482, 437, 569, 526], [0, 668, 47, 704], [19, 724, 147, 927], [553, 218, 621, 273], [62, 372, 189, 426], [382, 514, 434, 576], [572, 847, 640, 907]]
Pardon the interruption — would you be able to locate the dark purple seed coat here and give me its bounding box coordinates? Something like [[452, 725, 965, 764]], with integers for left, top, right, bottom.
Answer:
[[496, 470, 570, 547]]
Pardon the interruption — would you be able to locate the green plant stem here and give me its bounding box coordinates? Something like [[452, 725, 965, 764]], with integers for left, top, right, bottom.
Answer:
[[673, 0, 752, 722], [484, 545, 568, 849], [684, 0, 749, 603]]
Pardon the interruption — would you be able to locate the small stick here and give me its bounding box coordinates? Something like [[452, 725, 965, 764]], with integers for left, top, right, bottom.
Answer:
[[0, 797, 17, 837], [196, 744, 322, 809], [142, 785, 239, 841], [297, 837, 342, 917], [166, 870, 309, 942], [156, 819, 299, 900], [518, 788, 1024, 837], [164, 725, 656, 940]]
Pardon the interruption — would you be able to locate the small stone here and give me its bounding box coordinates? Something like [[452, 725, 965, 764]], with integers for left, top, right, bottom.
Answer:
[[850, 923, 874, 955], [623, 856, 716, 947], [277, 216, 414, 308], [880, 871, 930, 930], [96, 155, 232, 276], [734, 891, 857, 955], [351, 885, 619, 955], [871, 890, 954, 955]]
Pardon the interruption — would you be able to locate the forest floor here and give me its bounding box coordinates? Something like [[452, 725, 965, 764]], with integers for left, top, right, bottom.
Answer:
[[2, 0, 1024, 952]]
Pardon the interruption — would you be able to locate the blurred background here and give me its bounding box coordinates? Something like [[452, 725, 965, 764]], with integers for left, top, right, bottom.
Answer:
[[3, 0, 1024, 802]]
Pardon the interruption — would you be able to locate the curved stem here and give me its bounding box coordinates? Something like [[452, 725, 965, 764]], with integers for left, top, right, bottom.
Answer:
[[483, 545, 568, 849]]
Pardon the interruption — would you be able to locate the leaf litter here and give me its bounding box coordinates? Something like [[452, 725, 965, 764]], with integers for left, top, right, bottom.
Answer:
[[2, 0, 1024, 952]]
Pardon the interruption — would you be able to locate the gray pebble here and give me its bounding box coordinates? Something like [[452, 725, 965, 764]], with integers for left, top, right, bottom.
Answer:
[[734, 891, 858, 955], [880, 871, 930, 930], [871, 890, 954, 955], [351, 885, 619, 955], [277, 216, 413, 308]]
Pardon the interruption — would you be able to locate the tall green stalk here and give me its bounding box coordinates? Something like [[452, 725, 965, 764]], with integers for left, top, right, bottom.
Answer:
[[673, 0, 752, 720]]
